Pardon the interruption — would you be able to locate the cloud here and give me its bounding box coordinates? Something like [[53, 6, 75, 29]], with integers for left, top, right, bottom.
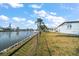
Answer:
[[0, 0, 24, 8], [29, 4, 43, 9], [60, 4, 74, 10], [46, 15, 66, 27], [24, 20, 36, 29], [27, 20, 34, 24], [34, 10, 57, 17], [0, 15, 9, 21], [34, 10, 47, 17], [12, 17, 35, 28], [0, 3, 24, 8], [50, 12, 56, 15], [8, 3, 24, 8], [70, 19, 79, 21], [12, 17, 26, 22], [34, 10, 66, 27]]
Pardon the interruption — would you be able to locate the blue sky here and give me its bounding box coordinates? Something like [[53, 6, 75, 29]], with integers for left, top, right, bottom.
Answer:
[[0, 3, 79, 29]]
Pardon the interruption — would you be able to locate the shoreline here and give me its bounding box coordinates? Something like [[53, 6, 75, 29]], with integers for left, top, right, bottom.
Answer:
[[1, 32, 79, 56], [0, 32, 38, 55], [10, 32, 79, 56], [0, 31, 34, 32]]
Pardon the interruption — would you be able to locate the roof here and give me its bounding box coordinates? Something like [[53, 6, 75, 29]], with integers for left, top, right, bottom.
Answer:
[[55, 21, 79, 29]]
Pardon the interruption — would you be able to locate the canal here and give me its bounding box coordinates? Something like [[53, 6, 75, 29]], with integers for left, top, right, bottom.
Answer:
[[0, 31, 36, 51]]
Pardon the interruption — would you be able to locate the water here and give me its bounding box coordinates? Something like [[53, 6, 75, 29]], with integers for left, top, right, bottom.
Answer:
[[0, 31, 35, 51]]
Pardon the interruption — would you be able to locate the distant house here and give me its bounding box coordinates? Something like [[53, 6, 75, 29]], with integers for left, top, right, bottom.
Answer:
[[55, 21, 79, 35]]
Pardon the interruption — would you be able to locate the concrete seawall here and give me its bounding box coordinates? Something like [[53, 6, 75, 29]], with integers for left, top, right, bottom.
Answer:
[[0, 32, 38, 56]]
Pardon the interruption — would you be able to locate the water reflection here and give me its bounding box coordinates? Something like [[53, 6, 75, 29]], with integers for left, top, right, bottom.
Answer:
[[8, 32, 11, 38], [0, 31, 34, 51], [16, 31, 19, 36]]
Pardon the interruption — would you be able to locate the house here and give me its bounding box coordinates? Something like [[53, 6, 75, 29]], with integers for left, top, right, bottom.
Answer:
[[55, 21, 79, 35]]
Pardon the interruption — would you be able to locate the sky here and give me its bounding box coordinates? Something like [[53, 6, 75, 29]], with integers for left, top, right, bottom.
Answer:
[[0, 3, 79, 29]]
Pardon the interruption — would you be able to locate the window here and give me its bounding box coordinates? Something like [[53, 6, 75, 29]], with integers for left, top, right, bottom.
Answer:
[[67, 23, 72, 29]]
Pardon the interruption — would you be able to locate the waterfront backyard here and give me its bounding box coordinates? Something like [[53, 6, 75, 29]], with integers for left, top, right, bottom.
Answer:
[[1, 32, 79, 56]]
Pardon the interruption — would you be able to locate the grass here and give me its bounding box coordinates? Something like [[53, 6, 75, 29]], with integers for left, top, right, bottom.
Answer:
[[0, 34, 37, 56], [46, 32, 79, 56], [12, 35, 37, 56], [0, 32, 79, 56]]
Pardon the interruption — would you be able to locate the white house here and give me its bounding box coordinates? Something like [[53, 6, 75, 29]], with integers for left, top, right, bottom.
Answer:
[[55, 21, 79, 35]]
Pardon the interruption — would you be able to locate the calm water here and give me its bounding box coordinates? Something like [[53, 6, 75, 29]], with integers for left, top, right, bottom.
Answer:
[[0, 31, 35, 51]]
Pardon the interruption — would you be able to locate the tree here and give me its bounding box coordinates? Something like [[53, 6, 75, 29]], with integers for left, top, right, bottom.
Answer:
[[40, 24, 48, 32], [35, 18, 48, 32], [35, 18, 43, 31]]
